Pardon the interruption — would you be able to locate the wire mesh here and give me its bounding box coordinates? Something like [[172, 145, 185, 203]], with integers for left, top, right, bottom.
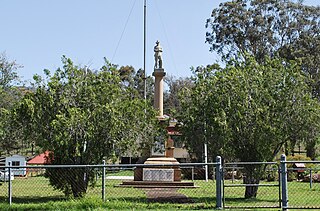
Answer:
[[0, 163, 217, 209], [105, 165, 216, 205], [4, 160, 320, 209], [287, 163, 320, 209], [223, 162, 280, 209], [10, 167, 98, 203], [0, 177, 8, 203]]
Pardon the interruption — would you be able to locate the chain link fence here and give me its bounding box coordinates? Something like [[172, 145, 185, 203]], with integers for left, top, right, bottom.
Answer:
[[0, 163, 217, 208], [285, 160, 320, 209], [2, 156, 320, 209], [223, 162, 281, 209]]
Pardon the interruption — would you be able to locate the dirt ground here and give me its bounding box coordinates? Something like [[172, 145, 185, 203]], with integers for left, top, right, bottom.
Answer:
[[145, 188, 193, 203]]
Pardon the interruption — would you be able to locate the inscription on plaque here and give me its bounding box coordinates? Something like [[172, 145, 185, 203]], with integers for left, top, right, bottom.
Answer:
[[143, 168, 174, 181]]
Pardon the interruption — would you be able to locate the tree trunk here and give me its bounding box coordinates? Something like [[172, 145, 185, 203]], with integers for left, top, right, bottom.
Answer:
[[71, 168, 89, 198], [306, 140, 316, 160], [243, 175, 260, 198]]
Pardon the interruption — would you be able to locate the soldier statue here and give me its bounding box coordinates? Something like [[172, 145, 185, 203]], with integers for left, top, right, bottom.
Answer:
[[154, 40, 163, 69]]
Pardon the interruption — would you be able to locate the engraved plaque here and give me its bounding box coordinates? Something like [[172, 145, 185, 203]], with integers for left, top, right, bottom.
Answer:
[[143, 168, 174, 181]]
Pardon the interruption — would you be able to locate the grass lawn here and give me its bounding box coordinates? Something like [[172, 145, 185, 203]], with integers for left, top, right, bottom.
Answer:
[[0, 174, 320, 210], [223, 180, 280, 208], [287, 181, 320, 208], [223, 179, 320, 209]]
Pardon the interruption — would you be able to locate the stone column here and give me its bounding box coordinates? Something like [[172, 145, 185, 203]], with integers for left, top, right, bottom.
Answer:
[[165, 138, 174, 158], [153, 69, 166, 117]]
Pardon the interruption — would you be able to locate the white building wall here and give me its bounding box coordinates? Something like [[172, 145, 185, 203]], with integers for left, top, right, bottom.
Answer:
[[5, 155, 27, 176]]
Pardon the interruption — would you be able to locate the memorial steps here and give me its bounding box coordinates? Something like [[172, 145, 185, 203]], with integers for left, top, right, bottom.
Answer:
[[118, 181, 197, 188]]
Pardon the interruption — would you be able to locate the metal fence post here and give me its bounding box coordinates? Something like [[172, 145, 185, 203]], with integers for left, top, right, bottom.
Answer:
[[8, 161, 12, 205], [216, 156, 222, 209], [102, 160, 106, 202], [191, 166, 194, 181], [204, 143, 208, 182], [280, 154, 288, 210], [309, 169, 312, 189]]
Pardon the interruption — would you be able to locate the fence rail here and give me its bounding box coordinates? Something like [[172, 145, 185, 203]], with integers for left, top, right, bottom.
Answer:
[[0, 155, 320, 210]]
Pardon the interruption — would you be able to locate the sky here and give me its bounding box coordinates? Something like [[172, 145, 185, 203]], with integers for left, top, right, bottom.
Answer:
[[1, 0, 319, 84]]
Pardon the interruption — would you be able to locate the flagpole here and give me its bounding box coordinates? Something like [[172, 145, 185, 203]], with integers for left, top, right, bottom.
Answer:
[[143, 0, 147, 103]]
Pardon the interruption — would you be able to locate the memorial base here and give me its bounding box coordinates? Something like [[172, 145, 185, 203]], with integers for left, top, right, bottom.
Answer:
[[134, 157, 181, 181], [119, 181, 197, 188], [120, 157, 196, 188]]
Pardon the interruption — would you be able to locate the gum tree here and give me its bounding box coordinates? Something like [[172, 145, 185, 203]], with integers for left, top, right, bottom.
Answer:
[[206, 0, 320, 64], [0, 52, 25, 155], [163, 75, 194, 117]]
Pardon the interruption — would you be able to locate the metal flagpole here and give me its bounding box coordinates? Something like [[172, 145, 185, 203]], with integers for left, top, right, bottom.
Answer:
[[143, 0, 147, 104]]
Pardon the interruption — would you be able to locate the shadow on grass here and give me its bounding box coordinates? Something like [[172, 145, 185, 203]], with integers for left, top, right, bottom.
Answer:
[[224, 197, 279, 203], [106, 197, 148, 203], [189, 196, 216, 203], [106, 196, 216, 204], [106, 197, 216, 209], [224, 197, 280, 209], [0, 196, 67, 204]]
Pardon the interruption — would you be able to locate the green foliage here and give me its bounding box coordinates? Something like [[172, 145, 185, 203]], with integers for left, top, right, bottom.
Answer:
[[181, 57, 320, 161], [206, 0, 320, 64], [287, 154, 313, 181], [287, 154, 312, 163], [107, 63, 154, 104], [206, 0, 320, 159], [179, 57, 320, 197], [15, 56, 161, 197], [0, 53, 27, 156], [0, 106, 23, 156], [0, 52, 21, 89], [205, 0, 320, 188], [164, 75, 194, 117]]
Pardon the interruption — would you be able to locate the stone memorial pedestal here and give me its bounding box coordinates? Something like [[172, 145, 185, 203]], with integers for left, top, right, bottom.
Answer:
[[120, 156, 195, 188], [120, 140, 195, 188], [133, 157, 181, 182]]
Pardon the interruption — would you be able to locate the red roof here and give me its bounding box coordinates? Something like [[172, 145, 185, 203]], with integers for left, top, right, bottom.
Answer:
[[27, 151, 50, 165]]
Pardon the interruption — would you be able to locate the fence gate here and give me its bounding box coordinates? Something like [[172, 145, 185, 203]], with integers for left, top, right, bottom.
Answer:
[[222, 162, 281, 209]]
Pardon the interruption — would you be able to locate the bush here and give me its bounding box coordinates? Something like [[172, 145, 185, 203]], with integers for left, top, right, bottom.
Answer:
[[262, 164, 279, 182], [287, 154, 313, 181]]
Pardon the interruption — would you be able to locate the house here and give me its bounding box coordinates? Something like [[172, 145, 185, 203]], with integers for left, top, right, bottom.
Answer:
[[27, 151, 50, 176], [5, 154, 27, 176], [27, 151, 50, 165]]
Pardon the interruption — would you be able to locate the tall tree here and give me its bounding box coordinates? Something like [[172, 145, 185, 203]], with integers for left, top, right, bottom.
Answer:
[[0, 52, 21, 89], [206, 0, 320, 63], [280, 34, 320, 101], [180, 57, 320, 198], [114, 64, 154, 104], [0, 53, 25, 156], [206, 0, 320, 157], [0, 52, 22, 110], [164, 75, 194, 117], [16, 56, 161, 197]]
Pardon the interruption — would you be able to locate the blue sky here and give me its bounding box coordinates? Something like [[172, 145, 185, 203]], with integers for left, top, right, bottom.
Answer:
[[1, 0, 319, 84]]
